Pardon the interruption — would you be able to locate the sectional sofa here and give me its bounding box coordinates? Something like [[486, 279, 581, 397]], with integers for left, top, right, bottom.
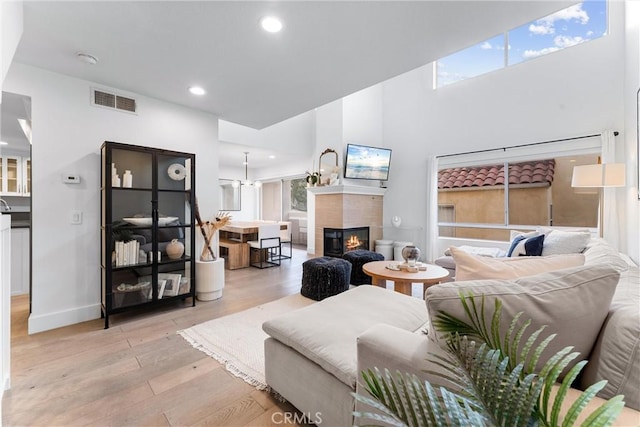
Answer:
[[262, 238, 639, 426]]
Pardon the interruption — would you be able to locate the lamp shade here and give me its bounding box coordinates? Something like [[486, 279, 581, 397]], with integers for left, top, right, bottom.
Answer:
[[571, 163, 626, 188]]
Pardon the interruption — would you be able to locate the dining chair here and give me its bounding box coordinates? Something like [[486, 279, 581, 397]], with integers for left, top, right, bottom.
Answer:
[[278, 221, 292, 260], [247, 223, 281, 268]]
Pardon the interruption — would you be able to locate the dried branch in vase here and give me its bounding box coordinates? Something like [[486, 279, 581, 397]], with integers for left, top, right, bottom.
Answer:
[[198, 211, 232, 261]]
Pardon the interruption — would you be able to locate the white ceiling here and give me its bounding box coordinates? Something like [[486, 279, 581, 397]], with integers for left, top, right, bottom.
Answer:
[[9, 1, 574, 166]]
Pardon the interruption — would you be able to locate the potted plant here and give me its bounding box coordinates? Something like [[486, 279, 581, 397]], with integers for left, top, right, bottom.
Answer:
[[354, 293, 625, 426], [306, 171, 319, 187]]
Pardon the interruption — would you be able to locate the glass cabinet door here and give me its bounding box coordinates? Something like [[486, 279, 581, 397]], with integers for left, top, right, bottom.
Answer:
[[157, 154, 193, 298], [6, 157, 20, 194], [109, 148, 154, 309], [23, 158, 31, 195]]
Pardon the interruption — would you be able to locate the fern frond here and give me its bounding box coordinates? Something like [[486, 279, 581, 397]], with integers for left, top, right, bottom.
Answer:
[[551, 360, 588, 425], [356, 292, 626, 427], [580, 395, 625, 427], [503, 311, 525, 364]]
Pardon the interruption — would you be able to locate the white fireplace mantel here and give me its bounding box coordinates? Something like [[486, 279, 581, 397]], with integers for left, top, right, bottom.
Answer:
[[308, 184, 387, 196]]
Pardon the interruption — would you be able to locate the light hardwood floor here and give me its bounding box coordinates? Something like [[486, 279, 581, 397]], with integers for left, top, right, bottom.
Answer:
[[3, 246, 314, 427]]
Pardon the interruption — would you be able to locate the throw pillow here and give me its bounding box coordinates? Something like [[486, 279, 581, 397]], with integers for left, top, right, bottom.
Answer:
[[507, 234, 545, 257], [539, 229, 591, 256], [450, 246, 584, 281], [425, 265, 620, 378]]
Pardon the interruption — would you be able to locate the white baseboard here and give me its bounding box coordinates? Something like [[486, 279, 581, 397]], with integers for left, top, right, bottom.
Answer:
[[28, 303, 101, 334]]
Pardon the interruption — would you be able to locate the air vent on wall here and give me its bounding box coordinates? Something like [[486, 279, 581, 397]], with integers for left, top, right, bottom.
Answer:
[[92, 88, 137, 113]]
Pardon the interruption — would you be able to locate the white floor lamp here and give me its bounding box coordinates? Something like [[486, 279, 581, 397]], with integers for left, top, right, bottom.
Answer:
[[571, 163, 626, 237]]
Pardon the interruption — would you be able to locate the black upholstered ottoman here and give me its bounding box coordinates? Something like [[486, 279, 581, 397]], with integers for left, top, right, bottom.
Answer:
[[342, 249, 385, 285], [301, 257, 352, 301]]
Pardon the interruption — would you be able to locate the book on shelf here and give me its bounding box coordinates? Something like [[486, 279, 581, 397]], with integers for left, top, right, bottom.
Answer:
[[114, 240, 140, 267]]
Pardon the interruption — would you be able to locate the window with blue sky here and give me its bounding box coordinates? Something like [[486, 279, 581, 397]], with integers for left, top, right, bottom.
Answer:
[[436, 1, 607, 88]]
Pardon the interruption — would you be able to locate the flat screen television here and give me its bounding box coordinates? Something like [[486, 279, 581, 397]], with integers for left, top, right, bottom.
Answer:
[[343, 143, 392, 181]]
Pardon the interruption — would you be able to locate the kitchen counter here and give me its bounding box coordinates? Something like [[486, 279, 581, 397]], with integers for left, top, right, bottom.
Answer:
[[0, 212, 31, 228]]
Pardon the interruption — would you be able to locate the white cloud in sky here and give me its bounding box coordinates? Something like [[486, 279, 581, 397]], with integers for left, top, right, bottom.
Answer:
[[545, 4, 589, 25], [529, 3, 589, 37], [529, 22, 554, 35], [523, 47, 560, 59], [522, 34, 586, 59], [480, 41, 493, 50], [554, 35, 585, 48]]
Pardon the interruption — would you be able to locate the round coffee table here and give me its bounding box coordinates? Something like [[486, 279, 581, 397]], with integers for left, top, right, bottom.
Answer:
[[362, 261, 449, 296]]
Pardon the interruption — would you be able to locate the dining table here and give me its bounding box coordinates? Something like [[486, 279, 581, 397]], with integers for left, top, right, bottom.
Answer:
[[218, 221, 288, 269]]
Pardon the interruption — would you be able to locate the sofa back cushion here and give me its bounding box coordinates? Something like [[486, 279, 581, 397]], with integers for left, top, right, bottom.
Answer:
[[426, 265, 619, 379], [579, 264, 640, 411], [450, 246, 585, 281]]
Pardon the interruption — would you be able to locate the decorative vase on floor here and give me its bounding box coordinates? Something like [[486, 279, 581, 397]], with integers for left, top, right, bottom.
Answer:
[[196, 258, 225, 301], [166, 239, 185, 260], [402, 245, 421, 266]]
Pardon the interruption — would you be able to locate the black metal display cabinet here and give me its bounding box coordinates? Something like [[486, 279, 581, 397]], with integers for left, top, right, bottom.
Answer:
[[100, 141, 196, 328]]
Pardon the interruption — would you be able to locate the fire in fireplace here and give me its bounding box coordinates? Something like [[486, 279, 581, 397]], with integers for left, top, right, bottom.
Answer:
[[324, 227, 370, 257]]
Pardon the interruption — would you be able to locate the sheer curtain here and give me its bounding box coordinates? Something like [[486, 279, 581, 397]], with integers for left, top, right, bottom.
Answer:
[[601, 130, 622, 250], [425, 155, 439, 262]]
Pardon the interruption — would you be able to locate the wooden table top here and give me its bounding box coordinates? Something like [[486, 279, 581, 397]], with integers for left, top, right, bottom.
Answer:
[[362, 261, 449, 283], [220, 221, 287, 235]]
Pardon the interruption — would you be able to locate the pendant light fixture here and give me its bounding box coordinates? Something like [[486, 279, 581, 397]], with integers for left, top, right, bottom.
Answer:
[[238, 152, 262, 188]]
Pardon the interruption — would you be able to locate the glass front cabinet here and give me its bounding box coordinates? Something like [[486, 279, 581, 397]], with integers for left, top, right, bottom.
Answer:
[[100, 141, 196, 328], [0, 155, 30, 196]]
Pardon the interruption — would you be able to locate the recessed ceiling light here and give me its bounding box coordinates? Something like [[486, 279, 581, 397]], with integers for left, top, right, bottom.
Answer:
[[188, 86, 206, 96], [261, 16, 283, 33], [76, 52, 98, 65], [0, 141, 8, 145], [269, 155, 276, 159]]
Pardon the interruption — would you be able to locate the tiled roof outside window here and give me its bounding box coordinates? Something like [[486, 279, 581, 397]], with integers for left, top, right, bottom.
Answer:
[[438, 159, 555, 189]]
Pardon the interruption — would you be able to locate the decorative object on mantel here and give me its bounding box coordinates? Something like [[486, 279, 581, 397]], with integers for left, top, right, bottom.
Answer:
[[305, 171, 319, 187], [318, 148, 339, 186], [401, 245, 421, 266]]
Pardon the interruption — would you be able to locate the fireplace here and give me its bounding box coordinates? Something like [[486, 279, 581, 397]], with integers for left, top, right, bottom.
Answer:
[[323, 227, 370, 257]]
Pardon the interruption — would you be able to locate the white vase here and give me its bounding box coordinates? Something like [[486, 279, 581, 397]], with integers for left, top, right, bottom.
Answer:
[[196, 259, 225, 301], [123, 170, 133, 188], [166, 239, 185, 260]]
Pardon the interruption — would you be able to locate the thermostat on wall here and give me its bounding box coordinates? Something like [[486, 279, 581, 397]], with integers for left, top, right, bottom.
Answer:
[[63, 174, 81, 184]]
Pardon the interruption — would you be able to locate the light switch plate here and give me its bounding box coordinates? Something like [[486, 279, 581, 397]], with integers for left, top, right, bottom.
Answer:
[[70, 210, 82, 225]]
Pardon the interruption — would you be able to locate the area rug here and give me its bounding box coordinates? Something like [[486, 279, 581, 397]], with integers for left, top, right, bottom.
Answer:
[[178, 293, 315, 390]]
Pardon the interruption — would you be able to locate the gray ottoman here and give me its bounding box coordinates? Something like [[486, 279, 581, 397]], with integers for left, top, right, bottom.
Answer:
[[301, 257, 352, 301], [342, 249, 384, 285]]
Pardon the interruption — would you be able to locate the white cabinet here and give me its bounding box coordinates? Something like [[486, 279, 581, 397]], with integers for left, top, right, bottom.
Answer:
[[0, 156, 30, 196], [10, 228, 29, 295]]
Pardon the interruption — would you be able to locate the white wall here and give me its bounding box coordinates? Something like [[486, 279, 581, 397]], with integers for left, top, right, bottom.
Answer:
[[0, 0, 22, 98], [4, 63, 219, 333]]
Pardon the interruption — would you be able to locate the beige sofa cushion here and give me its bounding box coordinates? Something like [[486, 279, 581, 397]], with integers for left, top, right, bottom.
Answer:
[[450, 246, 585, 281], [263, 285, 427, 388], [426, 265, 619, 377], [580, 264, 640, 411]]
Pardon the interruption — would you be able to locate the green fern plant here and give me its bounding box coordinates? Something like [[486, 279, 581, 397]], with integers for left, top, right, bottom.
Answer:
[[353, 292, 625, 427]]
